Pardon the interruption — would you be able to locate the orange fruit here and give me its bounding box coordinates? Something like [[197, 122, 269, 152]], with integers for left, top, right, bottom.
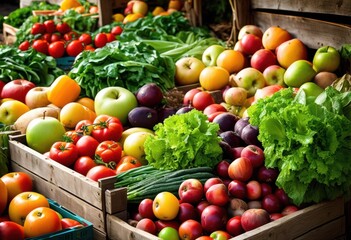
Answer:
[[262, 26, 292, 51], [276, 38, 308, 69], [152, 6, 166, 16], [76, 97, 95, 112], [60, 0, 82, 11], [168, 0, 183, 10], [216, 50, 246, 74], [199, 66, 230, 91]]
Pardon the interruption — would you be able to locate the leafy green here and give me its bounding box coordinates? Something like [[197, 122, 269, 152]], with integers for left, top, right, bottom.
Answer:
[[248, 87, 351, 205], [68, 40, 175, 98], [144, 110, 223, 171], [0, 45, 64, 86]]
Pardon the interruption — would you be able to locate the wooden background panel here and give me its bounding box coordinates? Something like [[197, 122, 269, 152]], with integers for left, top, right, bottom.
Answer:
[[252, 12, 351, 49], [250, 0, 351, 16]]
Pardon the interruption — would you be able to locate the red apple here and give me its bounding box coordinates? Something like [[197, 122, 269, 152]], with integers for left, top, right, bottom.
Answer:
[[232, 147, 244, 159], [228, 180, 247, 199], [207, 111, 227, 122], [0, 81, 6, 94], [1, 172, 33, 203], [281, 205, 299, 216], [250, 49, 277, 72], [240, 34, 263, 56], [178, 179, 204, 204], [238, 25, 263, 40], [201, 205, 227, 233], [246, 180, 262, 200], [253, 84, 284, 103], [179, 219, 203, 240], [270, 213, 284, 221], [205, 183, 229, 207], [226, 216, 244, 237], [135, 218, 157, 235], [196, 200, 210, 217], [177, 202, 199, 223], [154, 220, 180, 233], [260, 182, 273, 197], [192, 91, 215, 111], [1, 79, 36, 103], [203, 178, 223, 194], [274, 188, 290, 207], [210, 230, 231, 240], [203, 103, 227, 117], [138, 198, 156, 219], [240, 208, 271, 231], [257, 166, 279, 183], [262, 194, 282, 213], [183, 88, 202, 106], [228, 157, 253, 182], [240, 144, 265, 168], [215, 160, 230, 179]]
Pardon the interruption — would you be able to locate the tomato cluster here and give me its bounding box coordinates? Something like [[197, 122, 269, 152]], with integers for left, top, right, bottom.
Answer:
[[18, 20, 124, 58], [48, 114, 142, 181]]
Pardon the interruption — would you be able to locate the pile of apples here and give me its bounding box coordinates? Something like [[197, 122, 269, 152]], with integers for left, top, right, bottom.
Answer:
[[0, 172, 84, 239], [174, 24, 341, 118]]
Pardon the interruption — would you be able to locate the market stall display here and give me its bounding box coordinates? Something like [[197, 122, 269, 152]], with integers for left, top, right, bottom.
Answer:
[[0, 0, 350, 239]]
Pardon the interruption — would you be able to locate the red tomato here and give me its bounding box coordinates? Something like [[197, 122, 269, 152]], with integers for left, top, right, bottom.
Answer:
[[86, 165, 116, 181], [32, 39, 49, 55], [91, 114, 123, 142], [56, 22, 71, 34], [63, 130, 82, 144], [61, 218, 83, 229], [66, 40, 84, 57], [94, 33, 108, 48], [1, 172, 33, 203], [41, 33, 52, 43], [78, 33, 92, 45], [0, 221, 25, 240], [84, 45, 95, 52], [49, 141, 79, 167], [24, 207, 62, 238], [116, 156, 142, 174], [111, 25, 123, 35], [73, 156, 98, 176], [64, 31, 79, 41], [75, 135, 100, 158], [106, 33, 116, 42], [31, 22, 45, 35], [43, 20, 56, 33], [95, 140, 122, 165], [50, 33, 62, 42], [48, 41, 65, 58], [18, 41, 30, 51], [75, 119, 94, 135]]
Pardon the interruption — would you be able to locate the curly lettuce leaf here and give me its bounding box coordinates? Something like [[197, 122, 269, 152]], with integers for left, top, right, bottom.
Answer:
[[144, 110, 223, 170]]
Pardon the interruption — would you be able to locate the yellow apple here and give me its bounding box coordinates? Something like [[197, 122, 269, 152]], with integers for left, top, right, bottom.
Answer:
[[132, 1, 148, 16], [0, 100, 30, 125], [175, 57, 206, 85], [123, 131, 153, 165], [25, 86, 51, 109]]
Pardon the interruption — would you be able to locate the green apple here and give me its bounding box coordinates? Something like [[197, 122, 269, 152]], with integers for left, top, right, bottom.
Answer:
[[297, 82, 324, 103], [175, 56, 206, 86], [232, 67, 266, 97], [158, 227, 180, 240], [26, 116, 66, 154], [94, 86, 138, 125], [202, 44, 225, 66], [313, 46, 340, 73], [284, 60, 316, 88]]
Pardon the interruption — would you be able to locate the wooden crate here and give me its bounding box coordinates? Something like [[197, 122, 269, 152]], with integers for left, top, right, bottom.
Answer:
[[2, 23, 18, 45], [105, 197, 346, 240], [8, 134, 127, 239]]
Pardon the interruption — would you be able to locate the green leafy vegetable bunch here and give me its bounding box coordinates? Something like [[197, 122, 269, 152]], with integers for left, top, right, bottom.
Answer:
[[248, 87, 351, 206], [144, 110, 223, 171]]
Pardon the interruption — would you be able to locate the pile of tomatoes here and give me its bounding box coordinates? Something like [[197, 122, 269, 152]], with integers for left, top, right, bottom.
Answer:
[[47, 114, 142, 182], [18, 20, 124, 58]]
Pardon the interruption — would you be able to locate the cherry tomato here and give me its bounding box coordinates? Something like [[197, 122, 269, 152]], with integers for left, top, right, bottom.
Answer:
[[51, 33, 62, 42], [48, 41, 65, 58], [41, 33, 52, 43], [91, 114, 123, 142], [18, 41, 30, 51], [64, 31, 79, 41], [75, 119, 94, 135], [61, 218, 83, 229], [43, 20, 56, 33], [66, 40, 84, 57], [56, 22, 71, 34], [94, 33, 108, 48], [0, 221, 25, 240], [78, 33, 92, 45], [106, 33, 116, 42], [49, 141, 79, 167], [73, 156, 98, 176], [95, 140, 122, 164], [32, 39, 49, 55], [31, 22, 45, 35], [86, 165, 117, 181], [111, 25, 123, 35], [84, 45, 95, 52], [63, 130, 82, 144], [75, 135, 100, 158], [116, 156, 142, 174], [24, 207, 62, 238]]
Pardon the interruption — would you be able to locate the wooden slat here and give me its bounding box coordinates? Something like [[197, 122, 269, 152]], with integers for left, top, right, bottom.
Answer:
[[250, 0, 351, 17], [252, 12, 351, 49]]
